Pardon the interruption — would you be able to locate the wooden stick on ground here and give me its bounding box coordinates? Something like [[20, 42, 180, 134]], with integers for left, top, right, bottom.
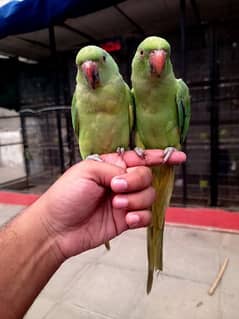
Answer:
[[208, 257, 229, 296]]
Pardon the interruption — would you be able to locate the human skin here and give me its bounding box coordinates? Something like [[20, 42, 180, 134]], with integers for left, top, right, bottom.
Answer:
[[0, 150, 186, 318]]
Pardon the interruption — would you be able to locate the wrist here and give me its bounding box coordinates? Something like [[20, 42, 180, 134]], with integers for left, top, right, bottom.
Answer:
[[28, 196, 67, 265]]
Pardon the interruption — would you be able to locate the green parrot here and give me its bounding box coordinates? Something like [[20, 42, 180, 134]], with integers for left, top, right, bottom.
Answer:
[[131, 36, 191, 293], [71, 45, 133, 248]]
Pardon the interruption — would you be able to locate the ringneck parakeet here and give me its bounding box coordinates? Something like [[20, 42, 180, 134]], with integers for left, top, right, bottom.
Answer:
[[131, 36, 190, 293], [71, 45, 133, 248]]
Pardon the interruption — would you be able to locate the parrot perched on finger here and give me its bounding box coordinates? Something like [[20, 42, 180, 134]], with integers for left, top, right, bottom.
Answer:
[[71, 45, 133, 249], [131, 36, 191, 293]]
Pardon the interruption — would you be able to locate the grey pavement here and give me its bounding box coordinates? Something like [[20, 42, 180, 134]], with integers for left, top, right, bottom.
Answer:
[[0, 203, 238, 319]]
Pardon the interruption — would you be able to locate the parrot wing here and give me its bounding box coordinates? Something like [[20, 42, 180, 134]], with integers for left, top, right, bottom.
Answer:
[[176, 79, 191, 144], [130, 88, 136, 132], [128, 86, 134, 131], [71, 92, 80, 139]]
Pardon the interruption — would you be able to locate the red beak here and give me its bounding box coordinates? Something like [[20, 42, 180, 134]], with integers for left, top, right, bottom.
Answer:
[[81, 60, 99, 89], [149, 50, 167, 75]]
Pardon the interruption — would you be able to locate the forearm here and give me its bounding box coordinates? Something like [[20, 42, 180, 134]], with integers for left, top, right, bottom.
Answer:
[[0, 199, 64, 318]]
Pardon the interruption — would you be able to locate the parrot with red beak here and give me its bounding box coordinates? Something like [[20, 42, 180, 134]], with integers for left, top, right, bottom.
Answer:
[[72, 45, 133, 159], [131, 36, 191, 293], [71, 45, 133, 249]]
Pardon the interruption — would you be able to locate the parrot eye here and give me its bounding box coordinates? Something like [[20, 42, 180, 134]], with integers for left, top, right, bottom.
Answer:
[[102, 55, 106, 62], [139, 50, 144, 56]]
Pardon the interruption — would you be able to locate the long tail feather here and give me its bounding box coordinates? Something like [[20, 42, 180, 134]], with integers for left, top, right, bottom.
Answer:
[[147, 164, 175, 294], [147, 227, 154, 294]]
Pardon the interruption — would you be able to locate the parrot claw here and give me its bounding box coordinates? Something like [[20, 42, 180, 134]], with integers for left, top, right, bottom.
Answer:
[[116, 147, 125, 156], [162, 147, 176, 163], [86, 154, 103, 162], [134, 147, 145, 159]]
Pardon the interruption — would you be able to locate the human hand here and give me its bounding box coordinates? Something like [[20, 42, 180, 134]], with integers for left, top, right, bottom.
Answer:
[[39, 150, 186, 261]]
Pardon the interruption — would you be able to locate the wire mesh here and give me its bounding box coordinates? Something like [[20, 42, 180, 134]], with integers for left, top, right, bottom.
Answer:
[[0, 113, 26, 188], [19, 107, 81, 192], [1, 23, 238, 208]]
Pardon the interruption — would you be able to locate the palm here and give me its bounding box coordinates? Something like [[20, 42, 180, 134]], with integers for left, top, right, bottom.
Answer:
[[67, 195, 128, 256], [61, 186, 128, 257], [46, 150, 185, 259], [51, 155, 127, 258]]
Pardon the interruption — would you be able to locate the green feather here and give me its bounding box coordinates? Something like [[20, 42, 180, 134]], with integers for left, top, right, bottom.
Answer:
[[72, 45, 133, 250], [131, 36, 191, 293], [176, 79, 191, 144], [72, 45, 132, 159], [71, 92, 79, 138]]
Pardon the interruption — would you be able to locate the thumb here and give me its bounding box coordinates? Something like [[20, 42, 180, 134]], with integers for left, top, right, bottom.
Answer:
[[81, 160, 126, 187]]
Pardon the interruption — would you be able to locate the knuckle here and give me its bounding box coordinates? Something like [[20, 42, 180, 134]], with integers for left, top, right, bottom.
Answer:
[[147, 167, 153, 180], [139, 210, 152, 226], [150, 186, 156, 201], [136, 166, 152, 185], [145, 187, 156, 206], [139, 187, 155, 209]]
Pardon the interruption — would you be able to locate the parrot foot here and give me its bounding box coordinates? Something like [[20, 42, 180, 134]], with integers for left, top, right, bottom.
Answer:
[[116, 147, 125, 156], [163, 147, 176, 163], [86, 154, 103, 162], [134, 147, 145, 159]]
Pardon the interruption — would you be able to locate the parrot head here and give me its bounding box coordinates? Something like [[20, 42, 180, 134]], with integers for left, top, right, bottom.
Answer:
[[131, 36, 172, 79], [76, 46, 119, 89]]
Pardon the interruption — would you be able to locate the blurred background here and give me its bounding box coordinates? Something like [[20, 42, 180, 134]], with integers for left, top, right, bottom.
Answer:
[[0, 0, 238, 208]]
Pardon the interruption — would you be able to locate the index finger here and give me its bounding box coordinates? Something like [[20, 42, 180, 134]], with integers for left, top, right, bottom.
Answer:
[[122, 149, 186, 167]]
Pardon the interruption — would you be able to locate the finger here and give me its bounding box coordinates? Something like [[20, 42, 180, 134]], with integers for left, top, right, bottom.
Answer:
[[79, 160, 125, 187], [100, 153, 127, 169], [125, 210, 152, 229], [112, 187, 156, 210], [111, 166, 152, 193], [123, 150, 186, 167]]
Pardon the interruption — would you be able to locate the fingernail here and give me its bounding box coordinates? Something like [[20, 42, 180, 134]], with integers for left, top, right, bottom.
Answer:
[[114, 197, 128, 208], [111, 178, 128, 191]]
